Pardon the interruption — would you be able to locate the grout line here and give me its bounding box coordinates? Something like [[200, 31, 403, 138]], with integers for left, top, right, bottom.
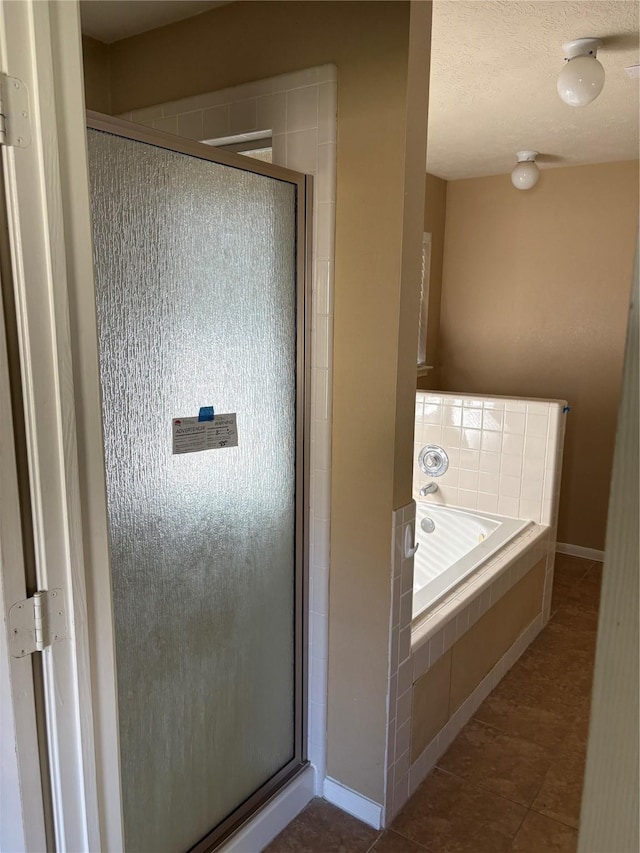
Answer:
[[528, 771, 550, 812], [511, 805, 530, 843], [363, 830, 384, 853], [432, 765, 536, 813], [408, 829, 434, 851], [528, 801, 581, 831], [578, 560, 597, 580], [381, 827, 433, 851], [461, 776, 537, 812]]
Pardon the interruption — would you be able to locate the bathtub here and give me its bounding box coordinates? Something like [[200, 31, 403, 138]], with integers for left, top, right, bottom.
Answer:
[[412, 503, 532, 619]]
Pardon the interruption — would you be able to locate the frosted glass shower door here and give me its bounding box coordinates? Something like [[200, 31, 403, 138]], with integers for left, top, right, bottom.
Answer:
[[86, 116, 309, 853]]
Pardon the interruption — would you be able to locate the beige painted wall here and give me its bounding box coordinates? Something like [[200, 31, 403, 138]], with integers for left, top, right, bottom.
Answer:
[[438, 161, 639, 551], [418, 172, 447, 389], [83, 1, 430, 803], [81, 35, 110, 114]]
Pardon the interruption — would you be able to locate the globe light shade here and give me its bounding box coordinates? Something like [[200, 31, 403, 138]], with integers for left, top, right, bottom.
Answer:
[[558, 53, 605, 107], [511, 157, 539, 191]]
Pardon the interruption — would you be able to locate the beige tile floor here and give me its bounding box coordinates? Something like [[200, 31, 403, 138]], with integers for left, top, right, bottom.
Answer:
[[266, 554, 601, 853]]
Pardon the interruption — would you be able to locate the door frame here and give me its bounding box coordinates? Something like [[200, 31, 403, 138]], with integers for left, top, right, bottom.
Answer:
[[0, 226, 48, 853], [0, 1, 103, 849], [0, 1, 312, 850]]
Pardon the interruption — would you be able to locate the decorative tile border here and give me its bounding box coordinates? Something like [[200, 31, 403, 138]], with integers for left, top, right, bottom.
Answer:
[[121, 65, 337, 791]]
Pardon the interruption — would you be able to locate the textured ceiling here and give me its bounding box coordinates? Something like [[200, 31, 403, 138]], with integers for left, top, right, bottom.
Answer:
[[80, 0, 230, 43], [428, 1, 640, 179], [80, 1, 638, 179]]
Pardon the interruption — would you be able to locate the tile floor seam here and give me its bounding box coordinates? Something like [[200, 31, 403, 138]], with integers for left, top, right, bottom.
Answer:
[[511, 804, 532, 845], [467, 775, 545, 812], [529, 803, 581, 832], [528, 788, 583, 832], [432, 763, 547, 812], [388, 828, 437, 852], [526, 773, 550, 812], [383, 827, 434, 851], [363, 830, 383, 853], [468, 710, 566, 754]]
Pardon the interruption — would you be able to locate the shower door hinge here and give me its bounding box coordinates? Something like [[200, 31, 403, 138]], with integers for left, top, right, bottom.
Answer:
[[8, 589, 67, 658], [0, 74, 31, 148]]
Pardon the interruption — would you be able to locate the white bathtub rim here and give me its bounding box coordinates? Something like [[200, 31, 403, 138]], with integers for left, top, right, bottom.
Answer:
[[410, 522, 550, 648], [415, 500, 523, 526], [413, 504, 533, 619]]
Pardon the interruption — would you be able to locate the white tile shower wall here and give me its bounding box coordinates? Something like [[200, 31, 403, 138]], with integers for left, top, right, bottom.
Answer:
[[123, 66, 337, 790], [414, 392, 567, 528], [386, 501, 417, 824]]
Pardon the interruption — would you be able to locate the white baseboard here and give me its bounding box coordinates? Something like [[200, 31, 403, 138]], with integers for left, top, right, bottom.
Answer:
[[219, 765, 315, 853], [323, 777, 383, 830], [557, 543, 605, 562]]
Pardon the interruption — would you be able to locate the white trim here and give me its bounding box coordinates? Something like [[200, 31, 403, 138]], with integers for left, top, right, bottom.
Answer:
[[219, 767, 315, 853], [416, 232, 432, 367], [557, 543, 605, 562], [579, 239, 639, 853], [0, 2, 102, 849], [0, 237, 47, 853], [50, 3, 124, 847], [323, 777, 383, 830]]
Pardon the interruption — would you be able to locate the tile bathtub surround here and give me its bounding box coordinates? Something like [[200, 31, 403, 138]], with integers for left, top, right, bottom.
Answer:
[[383, 512, 552, 824], [404, 540, 551, 809], [411, 525, 550, 659], [123, 67, 337, 787], [385, 504, 553, 822], [414, 392, 567, 527], [386, 502, 417, 825], [411, 559, 547, 764]]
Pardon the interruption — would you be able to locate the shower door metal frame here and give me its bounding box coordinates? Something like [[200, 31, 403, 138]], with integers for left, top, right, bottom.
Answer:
[[85, 111, 313, 852]]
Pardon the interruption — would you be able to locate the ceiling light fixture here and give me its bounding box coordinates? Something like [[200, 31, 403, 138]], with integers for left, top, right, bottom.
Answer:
[[511, 151, 539, 191], [557, 38, 605, 107]]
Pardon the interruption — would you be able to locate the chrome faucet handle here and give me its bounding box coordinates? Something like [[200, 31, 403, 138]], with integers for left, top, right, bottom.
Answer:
[[418, 445, 449, 477]]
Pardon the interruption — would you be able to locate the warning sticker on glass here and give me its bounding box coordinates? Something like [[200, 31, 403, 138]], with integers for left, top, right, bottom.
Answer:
[[172, 413, 238, 454]]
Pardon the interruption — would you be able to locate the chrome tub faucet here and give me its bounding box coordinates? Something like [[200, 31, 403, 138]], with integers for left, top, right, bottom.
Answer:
[[420, 482, 438, 496]]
